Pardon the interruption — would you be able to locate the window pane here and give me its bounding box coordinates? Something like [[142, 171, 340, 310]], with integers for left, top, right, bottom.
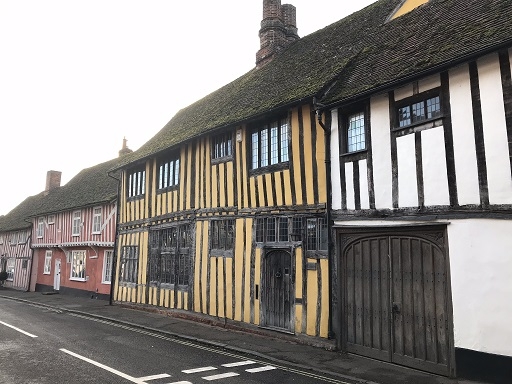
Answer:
[[267, 218, 276, 242], [318, 218, 328, 251], [411, 101, 425, 123], [169, 161, 174, 187], [174, 160, 180, 185], [427, 96, 441, 119], [270, 123, 279, 165], [252, 132, 259, 169], [306, 219, 317, 251], [261, 129, 268, 167], [278, 217, 288, 242], [280, 122, 289, 162], [347, 112, 365, 152], [398, 106, 411, 127], [256, 219, 264, 242]]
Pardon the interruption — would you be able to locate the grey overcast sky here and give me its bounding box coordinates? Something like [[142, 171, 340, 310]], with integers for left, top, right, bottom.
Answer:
[[0, 0, 377, 215]]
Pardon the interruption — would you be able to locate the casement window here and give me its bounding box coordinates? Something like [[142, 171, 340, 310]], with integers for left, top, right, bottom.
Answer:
[[120, 246, 138, 284], [70, 250, 86, 281], [158, 155, 180, 190], [102, 250, 113, 283], [149, 225, 192, 287], [251, 117, 289, 170], [9, 233, 17, 245], [305, 218, 328, 252], [255, 217, 291, 243], [92, 207, 102, 234], [72, 211, 81, 236], [17, 232, 27, 244], [44, 251, 52, 274], [47, 215, 55, 224], [37, 217, 44, 238], [210, 219, 235, 256], [127, 166, 146, 198], [396, 90, 442, 129], [212, 132, 233, 160], [0, 235, 3, 245], [347, 112, 366, 153]]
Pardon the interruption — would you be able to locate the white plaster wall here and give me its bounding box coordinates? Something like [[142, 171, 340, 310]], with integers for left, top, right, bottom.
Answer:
[[448, 65, 481, 206], [330, 109, 343, 210], [345, 162, 355, 210], [478, 54, 512, 204], [394, 83, 414, 101], [421, 126, 450, 206], [448, 219, 512, 357], [370, 94, 393, 209], [397, 134, 418, 207], [359, 159, 370, 209], [419, 74, 441, 93]]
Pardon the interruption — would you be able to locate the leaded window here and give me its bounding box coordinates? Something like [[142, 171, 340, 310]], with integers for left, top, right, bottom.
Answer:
[[251, 117, 289, 170], [347, 112, 366, 153], [120, 246, 138, 284], [127, 166, 146, 198], [158, 155, 180, 190], [305, 218, 328, 252], [6, 258, 14, 281], [255, 217, 290, 243], [397, 92, 441, 128], [212, 133, 233, 160], [211, 220, 235, 255], [37, 217, 44, 238], [149, 225, 192, 287]]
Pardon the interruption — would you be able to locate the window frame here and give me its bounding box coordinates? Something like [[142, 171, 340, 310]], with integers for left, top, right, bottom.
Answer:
[[92, 207, 102, 234], [127, 165, 146, 199], [157, 153, 180, 192], [394, 88, 443, 131], [70, 250, 86, 281], [210, 219, 236, 257], [249, 116, 290, 174], [37, 217, 44, 238], [0, 235, 3, 245], [211, 132, 234, 163], [120, 246, 139, 284], [47, 215, 55, 224], [102, 250, 113, 283], [72, 211, 81, 236], [44, 250, 52, 274], [6, 258, 15, 281], [339, 102, 369, 157], [305, 217, 328, 257]]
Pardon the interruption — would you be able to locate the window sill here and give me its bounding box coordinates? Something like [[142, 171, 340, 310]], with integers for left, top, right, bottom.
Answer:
[[92, 232, 101, 235], [101, 281, 111, 285], [210, 249, 234, 258], [392, 116, 444, 133], [127, 195, 145, 202], [71, 234, 80, 237], [211, 155, 234, 165], [249, 161, 289, 177], [157, 185, 179, 194], [70, 278, 86, 282], [43, 272, 51, 275]]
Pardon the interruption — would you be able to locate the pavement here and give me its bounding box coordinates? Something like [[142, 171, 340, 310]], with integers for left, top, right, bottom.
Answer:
[[0, 288, 487, 384]]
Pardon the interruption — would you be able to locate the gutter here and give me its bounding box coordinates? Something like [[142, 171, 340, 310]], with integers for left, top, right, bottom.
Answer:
[[313, 97, 334, 340], [107, 170, 122, 306]]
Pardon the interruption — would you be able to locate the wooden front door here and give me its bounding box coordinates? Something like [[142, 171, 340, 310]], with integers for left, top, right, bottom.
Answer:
[[341, 229, 453, 376], [263, 250, 292, 331]]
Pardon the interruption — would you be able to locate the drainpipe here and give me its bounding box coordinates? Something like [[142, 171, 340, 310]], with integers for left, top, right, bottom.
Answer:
[[107, 171, 121, 306], [313, 97, 334, 340]]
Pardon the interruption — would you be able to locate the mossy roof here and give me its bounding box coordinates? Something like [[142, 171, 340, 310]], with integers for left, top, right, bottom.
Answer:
[[0, 157, 121, 232], [115, 0, 512, 168]]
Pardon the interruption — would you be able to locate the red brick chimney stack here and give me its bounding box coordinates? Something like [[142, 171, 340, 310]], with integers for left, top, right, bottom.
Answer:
[[45, 170, 61, 195], [256, 0, 299, 68], [118, 137, 133, 157]]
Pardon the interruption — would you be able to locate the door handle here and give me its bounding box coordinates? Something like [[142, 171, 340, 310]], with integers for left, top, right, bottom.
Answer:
[[392, 303, 401, 315]]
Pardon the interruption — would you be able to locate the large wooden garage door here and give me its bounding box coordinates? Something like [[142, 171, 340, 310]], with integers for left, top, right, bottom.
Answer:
[[342, 229, 453, 376]]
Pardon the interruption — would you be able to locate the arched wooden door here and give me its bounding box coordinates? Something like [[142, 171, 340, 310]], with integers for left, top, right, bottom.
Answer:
[[262, 249, 293, 331], [341, 229, 454, 376]]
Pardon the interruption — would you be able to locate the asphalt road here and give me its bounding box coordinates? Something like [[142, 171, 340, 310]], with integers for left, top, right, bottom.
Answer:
[[0, 299, 343, 384]]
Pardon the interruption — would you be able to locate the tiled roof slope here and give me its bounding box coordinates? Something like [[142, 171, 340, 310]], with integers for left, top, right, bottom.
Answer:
[[0, 194, 46, 232], [116, 0, 512, 168], [34, 157, 121, 215], [0, 157, 121, 232]]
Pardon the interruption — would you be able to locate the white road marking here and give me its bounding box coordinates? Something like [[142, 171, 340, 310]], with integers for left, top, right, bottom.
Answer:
[[137, 373, 171, 381], [60, 349, 169, 384], [165, 382, 192, 384], [221, 360, 256, 367], [0, 320, 38, 338], [246, 365, 277, 373], [182, 366, 217, 374], [202, 372, 239, 381]]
